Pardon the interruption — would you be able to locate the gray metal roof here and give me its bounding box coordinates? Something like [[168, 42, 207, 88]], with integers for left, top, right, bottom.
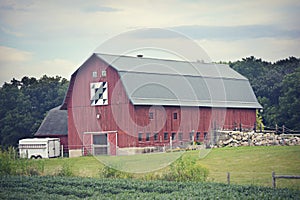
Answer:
[[35, 106, 68, 136], [95, 53, 262, 108], [96, 53, 247, 80]]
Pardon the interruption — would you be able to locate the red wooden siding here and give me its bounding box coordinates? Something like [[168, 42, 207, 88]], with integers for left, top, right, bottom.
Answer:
[[108, 133, 117, 155], [82, 133, 92, 155]]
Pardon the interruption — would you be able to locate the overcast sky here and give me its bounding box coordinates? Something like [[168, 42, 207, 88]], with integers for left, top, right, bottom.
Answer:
[[1, 0, 300, 85]]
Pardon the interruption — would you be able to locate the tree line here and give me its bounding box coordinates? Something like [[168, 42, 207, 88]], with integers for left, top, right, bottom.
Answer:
[[229, 56, 300, 131], [0, 76, 69, 148], [0, 56, 299, 148]]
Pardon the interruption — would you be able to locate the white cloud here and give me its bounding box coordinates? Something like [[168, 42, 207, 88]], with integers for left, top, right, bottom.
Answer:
[[0, 46, 32, 63], [198, 38, 300, 62], [38, 58, 78, 79], [0, 27, 24, 37], [83, 5, 121, 13], [0, 46, 77, 85], [15, 58, 78, 83], [170, 25, 300, 40]]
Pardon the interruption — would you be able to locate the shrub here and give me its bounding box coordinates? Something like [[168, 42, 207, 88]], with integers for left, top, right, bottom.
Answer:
[[0, 147, 44, 176], [0, 147, 16, 175], [17, 159, 44, 176], [99, 165, 133, 179], [162, 155, 209, 182], [56, 161, 74, 177], [141, 172, 161, 181]]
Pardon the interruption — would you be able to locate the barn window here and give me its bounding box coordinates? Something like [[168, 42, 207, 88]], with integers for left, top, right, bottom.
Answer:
[[94, 147, 107, 155], [171, 132, 176, 140], [189, 132, 194, 141], [178, 132, 183, 141], [204, 132, 208, 140], [93, 134, 107, 145], [92, 71, 97, 78], [154, 133, 158, 141], [146, 133, 150, 141], [138, 133, 143, 142], [173, 113, 177, 119], [149, 112, 154, 119], [101, 70, 107, 77], [196, 132, 200, 141], [164, 132, 168, 140]]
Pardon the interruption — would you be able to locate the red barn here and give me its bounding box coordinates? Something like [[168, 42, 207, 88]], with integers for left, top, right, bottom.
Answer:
[[57, 53, 262, 157]]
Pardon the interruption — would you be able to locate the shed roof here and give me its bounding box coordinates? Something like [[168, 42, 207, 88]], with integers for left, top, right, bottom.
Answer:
[[35, 106, 68, 136], [95, 53, 262, 109]]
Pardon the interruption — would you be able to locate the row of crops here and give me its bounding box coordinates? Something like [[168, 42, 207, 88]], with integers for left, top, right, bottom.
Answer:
[[1, 176, 299, 199]]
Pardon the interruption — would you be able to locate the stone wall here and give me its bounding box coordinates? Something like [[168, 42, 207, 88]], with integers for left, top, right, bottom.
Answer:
[[216, 131, 300, 148]]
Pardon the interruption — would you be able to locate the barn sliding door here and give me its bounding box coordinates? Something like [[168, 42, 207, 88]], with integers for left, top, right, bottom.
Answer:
[[93, 134, 108, 155]]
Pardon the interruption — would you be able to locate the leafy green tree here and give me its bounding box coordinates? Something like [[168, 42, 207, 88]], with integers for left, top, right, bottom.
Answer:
[[278, 67, 300, 130], [230, 56, 300, 131], [0, 76, 69, 148]]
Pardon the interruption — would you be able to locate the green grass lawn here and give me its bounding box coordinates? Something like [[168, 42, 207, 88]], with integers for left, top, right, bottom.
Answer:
[[197, 146, 300, 189], [97, 151, 184, 173], [43, 151, 184, 176], [43, 156, 101, 177], [42, 146, 300, 189]]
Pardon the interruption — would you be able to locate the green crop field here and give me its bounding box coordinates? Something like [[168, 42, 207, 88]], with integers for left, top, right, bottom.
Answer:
[[1, 175, 299, 199], [41, 146, 300, 189]]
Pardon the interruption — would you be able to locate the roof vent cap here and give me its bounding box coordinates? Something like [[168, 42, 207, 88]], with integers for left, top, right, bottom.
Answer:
[[196, 59, 205, 63]]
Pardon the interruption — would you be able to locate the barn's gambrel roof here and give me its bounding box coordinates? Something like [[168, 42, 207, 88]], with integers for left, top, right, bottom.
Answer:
[[95, 53, 262, 109]]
